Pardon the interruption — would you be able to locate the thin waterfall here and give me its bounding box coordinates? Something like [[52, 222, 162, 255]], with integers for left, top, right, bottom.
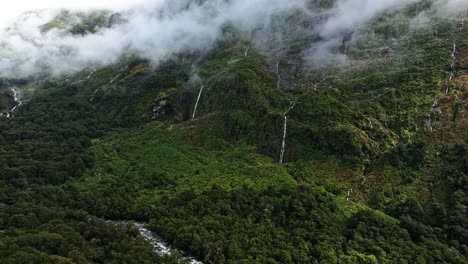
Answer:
[[445, 12, 466, 94], [279, 101, 296, 164], [109, 73, 121, 84], [276, 59, 281, 89], [87, 69, 96, 80], [346, 189, 353, 201], [106, 221, 203, 264], [361, 177, 367, 186], [10, 87, 22, 113], [460, 10, 466, 33], [426, 98, 439, 133], [2, 87, 22, 118], [428, 12, 465, 128], [192, 85, 204, 119], [279, 116, 288, 164], [446, 41, 457, 94], [245, 30, 253, 57]]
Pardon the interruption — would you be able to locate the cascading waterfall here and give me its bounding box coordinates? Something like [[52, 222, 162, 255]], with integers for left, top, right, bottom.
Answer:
[[460, 10, 466, 33], [276, 59, 281, 89], [426, 98, 439, 132], [114, 222, 203, 264], [244, 46, 250, 57], [135, 223, 172, 257], [109, 73, 121, 84], [427, 12, 465, 130], [346, 189, 353, 201], [279, 101, 296, 164], [1, 87, 22, 118], [446, 41, 457, 94], [87, 69, 96, 80], [445, 12, 466, 94], [361, 177, 367, 186], [10, 87, 22, 112], [245, 30, 253, 57], [344, 29, 358, 55], [192, 85, 204, 119]]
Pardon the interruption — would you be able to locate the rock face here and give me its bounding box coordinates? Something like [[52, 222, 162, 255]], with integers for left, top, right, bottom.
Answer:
[[152, 98, 171, 119]]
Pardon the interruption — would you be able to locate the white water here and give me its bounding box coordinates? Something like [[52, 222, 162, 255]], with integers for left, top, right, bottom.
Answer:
[[10, 87, 22, 112], [426, 98, 439, 132], [134, 223, 203, 264], [1, 87, 22, 118], [109, 73, 121, 84], [87, 69, 96, 80], [192, 85, 204, 119], [445, 12, 466, 94], [446, 41, 457, 94], [107, 221, 203, 264], [346, 189, 353, 201], [245, 46, 250, 57], [276, 59, 281, 89], [135, 223, 172, 256], [429, 13, 465, 127], [361, 176, 367, 186], [279, 116, 288, 164], [369, 119, 374, 129], [460, 10, 466, 33], [279, 101, 296, 164]]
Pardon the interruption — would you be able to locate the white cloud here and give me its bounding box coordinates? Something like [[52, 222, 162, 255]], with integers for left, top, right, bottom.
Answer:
[[0, 0, 307, 78], [0, 0, 150, 30], [319, 0, 418, 38], [0, 0, 466, 78]]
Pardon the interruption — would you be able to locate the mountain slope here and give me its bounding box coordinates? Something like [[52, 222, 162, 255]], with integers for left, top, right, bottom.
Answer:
[[0, 0, 467, 263]]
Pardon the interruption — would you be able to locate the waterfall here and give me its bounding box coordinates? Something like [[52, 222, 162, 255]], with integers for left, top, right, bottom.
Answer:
[[426, 113, 433, 133], [279, 101, 296, 164], [87, 69, 96, 80], [192, 85, 204, 119], [346, 189, 353, 201], [426, 98, 439, 132], [2, 87, 22, 118], [245, 46, 250, 57], [445, 11, 466, 94], [279, 116, 288, 164], [428, 12, 465, 127], [361, 177, 367, 185], [10, 87, 22, 114], [460, 10, 466, 32], [276, 59, 281, 89], [446, 41, 457, 94], [109, 73, 121, 84]]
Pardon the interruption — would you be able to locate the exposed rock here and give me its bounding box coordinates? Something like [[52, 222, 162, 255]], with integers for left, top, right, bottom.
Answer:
[[152, 98, 171, 119]]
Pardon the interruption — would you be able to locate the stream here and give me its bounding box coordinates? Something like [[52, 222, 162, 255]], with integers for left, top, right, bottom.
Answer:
[[113, 221, 203, 264], [1, 87, 22, 118]]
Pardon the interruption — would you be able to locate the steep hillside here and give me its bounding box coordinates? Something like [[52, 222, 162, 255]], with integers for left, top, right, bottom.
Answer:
[[0, 0, 467, 263]]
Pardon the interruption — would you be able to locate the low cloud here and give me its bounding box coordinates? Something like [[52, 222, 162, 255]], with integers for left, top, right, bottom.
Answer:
[[0, 0, 466, 79], [0, 0, 307, 78]]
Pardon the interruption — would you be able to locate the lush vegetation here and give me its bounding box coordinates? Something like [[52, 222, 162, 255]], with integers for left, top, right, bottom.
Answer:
[[1, 0, 467, 263]]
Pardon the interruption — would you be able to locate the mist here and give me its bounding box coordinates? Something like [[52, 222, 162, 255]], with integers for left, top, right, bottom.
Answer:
[[0, 0, 466, 79], [0, 0, 307, 78]]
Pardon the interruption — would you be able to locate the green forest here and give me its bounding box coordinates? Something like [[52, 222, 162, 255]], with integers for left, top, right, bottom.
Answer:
[[0, 0, 467, 263]]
